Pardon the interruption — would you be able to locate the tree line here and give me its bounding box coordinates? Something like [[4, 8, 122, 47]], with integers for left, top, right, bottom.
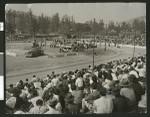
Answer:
[[5, 9, 146, 38]]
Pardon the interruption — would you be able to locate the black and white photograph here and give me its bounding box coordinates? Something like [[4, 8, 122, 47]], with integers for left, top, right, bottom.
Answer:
[[5, 3, 146, 114]]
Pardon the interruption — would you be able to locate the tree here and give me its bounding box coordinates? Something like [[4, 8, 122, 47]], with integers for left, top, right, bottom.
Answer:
[[51, 13, 60, 33], [38, 13, 50, 34], [58, 15, 72, 36], [5, 9, 17, 36]]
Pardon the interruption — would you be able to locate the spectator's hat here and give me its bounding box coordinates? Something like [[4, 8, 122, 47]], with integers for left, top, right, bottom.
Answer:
[[111, 86, 120, 96], [101, 65, 106, 71], [32, 77, 36, 82], [46, 82, 54, 89], [109, 80, 116, 90], [119, 78, 131, 87], [128, 74, 138, 83], [123, 68, 129, 73], [65, 93, 74, 102], [16, 82, 20, 87], [48, 98, 58, 106], [6, 97, 16, 109], [71, 75, 75, 79]]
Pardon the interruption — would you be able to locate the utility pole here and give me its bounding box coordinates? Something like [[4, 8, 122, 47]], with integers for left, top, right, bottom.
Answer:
[[133, 32, 136, 58], [93, 18, 95, 68], [104, 24, 107, 51]]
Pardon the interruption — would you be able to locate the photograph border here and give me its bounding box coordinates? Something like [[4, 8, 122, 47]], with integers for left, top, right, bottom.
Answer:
[[1, 0, 149, 117]]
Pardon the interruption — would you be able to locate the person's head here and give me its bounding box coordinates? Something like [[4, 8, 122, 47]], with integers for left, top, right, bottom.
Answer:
[[123, 68, 129, 74], [65, 93, 74, 104], [13, 89, 21, 97], [71, 83, 76, 91], [100, 87, 107, 96], [20, 104, 28, 112], [128, 74, 138, 83], [19, 80, 23, 85], [91, 82, 97, 90], [77, 71, 82, 77], [31, 89, 38, 98], [129, 66, 134, 71], [26, 78, 28, 82], [119, 78, 131, 88], [106, 73, 113, 81], [111, 86, 121, 97], [49, 98, 58, 108], [92, 75, 97, 83], [36, 99, 43, 106], [52, 71, 55, 75], [48, 87, 54, 97], [9, 84, 13, 88], [63, 85, 69, 94]]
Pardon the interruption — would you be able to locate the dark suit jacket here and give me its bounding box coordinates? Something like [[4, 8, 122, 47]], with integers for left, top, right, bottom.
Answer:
[[85, 90, 100, 103]]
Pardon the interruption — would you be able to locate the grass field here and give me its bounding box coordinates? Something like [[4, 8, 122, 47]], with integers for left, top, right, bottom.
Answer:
[[6, 42, 146, 85]]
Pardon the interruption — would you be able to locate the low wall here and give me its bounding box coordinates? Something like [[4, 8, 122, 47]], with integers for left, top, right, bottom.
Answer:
[[48, 52, 77, 58], [6, 50, 17, 57]]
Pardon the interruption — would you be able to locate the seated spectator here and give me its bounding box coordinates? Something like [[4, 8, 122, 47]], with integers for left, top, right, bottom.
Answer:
[[64, 93, 80, 114], [128, 74, 144, 103], [29, 99, 47, 114], [82, 82, 100, 112], [45, 98, 61, 114], [14, 105, 30, 114], [6, 88, 24, 111], [93, 87, 113, 113], [138, 91, 147, 113], [129, 66, 139, 79], [71, 83, 84, 109], [111, 86, 128, 112], [7, 84, 16, 94], [75, 71, 84, 89]]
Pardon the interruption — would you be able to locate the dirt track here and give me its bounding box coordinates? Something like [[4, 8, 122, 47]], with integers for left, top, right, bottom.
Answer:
[[6, 45, 146, 85]]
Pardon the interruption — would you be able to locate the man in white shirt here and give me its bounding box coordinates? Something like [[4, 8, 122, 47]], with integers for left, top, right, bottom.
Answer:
[[93, 87, 113, 114], [75, 72, 83, 88]]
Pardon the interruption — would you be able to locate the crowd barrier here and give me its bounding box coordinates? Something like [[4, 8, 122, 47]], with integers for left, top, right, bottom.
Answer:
[[6, 51, 17, 57], [48, 52, 77, 58]]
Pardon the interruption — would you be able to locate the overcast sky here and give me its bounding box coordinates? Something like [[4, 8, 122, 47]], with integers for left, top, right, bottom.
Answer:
[[5, 3, 146, 23]]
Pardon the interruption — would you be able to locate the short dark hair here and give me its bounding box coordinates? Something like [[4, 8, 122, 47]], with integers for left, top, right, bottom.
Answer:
[[100, 87, 107, 96], [36, 99, 43, 106], [71, 83, 76, 90], [9, 84, 13, 88], [92, 75, 97, 83], [91, 82, 97, 90]]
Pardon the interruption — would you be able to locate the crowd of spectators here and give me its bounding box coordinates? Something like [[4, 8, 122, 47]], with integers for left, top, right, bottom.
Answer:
[[6, 54, 147, 114], [107, 34, 146, 46]]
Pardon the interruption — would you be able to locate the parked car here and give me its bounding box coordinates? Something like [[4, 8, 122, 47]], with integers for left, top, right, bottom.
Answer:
[[25, 47, 44, 57]]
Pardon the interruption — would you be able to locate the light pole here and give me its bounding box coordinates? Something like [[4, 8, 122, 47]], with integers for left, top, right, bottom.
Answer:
[[93, 18, 95, 68], [104, 27, 107, 51], [133, 32, 136, 58]]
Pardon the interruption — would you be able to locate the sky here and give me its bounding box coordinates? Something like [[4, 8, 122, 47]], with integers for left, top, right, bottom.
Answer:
[[5, 3, 146, 24]]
